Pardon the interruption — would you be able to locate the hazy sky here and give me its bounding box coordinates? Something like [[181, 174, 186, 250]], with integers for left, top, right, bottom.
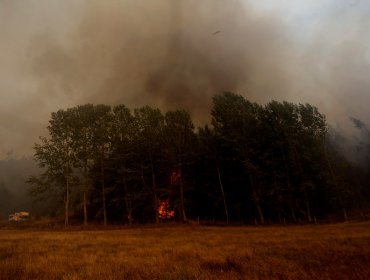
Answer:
[[1, 0, 369, 158]]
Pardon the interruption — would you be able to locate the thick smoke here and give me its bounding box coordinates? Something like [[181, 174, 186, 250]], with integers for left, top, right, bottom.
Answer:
[[0, 158, 43, 219], [1, 0, 370, 215], [0, 0, 370, 158], [28, 0, 294, 124]]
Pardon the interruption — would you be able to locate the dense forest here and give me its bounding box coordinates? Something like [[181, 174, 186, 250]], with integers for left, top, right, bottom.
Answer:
[[28, 92, 370, 227]]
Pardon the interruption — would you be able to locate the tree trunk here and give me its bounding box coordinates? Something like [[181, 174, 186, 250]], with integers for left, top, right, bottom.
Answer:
[[216, 164, 229, 224], [123, 170, 133, 225], [101, 165, 107, 226], [124, 195, 133, 224], [83, 191, 88, 226], [153, 192, 159, 224], [151, 163, 159, 224], [83, 160, 88, 226], [65, 177, 69, 228], [179, 163, 187, 222], [65, 160, 70, 228], [249, 174, 264, 224], [291, 145, 312, 223], [179, 179, 187, 222], [342, 205, 348, 222], [290, 205, 297, 223], [324, 147, 348, 222], [304, 189, 312, 223], [124, 194, 133, 225], [282, 149, 296, 223]]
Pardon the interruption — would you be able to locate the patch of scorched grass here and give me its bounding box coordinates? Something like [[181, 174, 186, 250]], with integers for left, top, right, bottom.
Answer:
[[0, 222, 370, 279]]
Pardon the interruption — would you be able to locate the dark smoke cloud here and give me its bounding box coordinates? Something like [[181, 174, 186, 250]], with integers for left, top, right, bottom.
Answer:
[[1, 0, 370, 158], [28, 0, 295, 124]]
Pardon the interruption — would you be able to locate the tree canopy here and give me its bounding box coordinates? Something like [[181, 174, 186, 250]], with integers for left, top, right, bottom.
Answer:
[[28, 93, 370, 226]]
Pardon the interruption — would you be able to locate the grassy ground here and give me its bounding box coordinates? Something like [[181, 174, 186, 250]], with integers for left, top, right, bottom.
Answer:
[[0, 222, 370, 279]]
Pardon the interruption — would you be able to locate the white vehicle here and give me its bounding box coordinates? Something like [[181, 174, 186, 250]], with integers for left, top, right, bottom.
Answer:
[[9, 212, 30, 222]]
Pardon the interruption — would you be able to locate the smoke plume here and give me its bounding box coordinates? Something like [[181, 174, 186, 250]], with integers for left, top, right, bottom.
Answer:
[[28, 0, 294, 123], [0, 0, 370, 157]]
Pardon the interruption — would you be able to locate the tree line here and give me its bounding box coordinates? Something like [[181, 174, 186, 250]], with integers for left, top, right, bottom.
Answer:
[[28, 92, 370, 227]]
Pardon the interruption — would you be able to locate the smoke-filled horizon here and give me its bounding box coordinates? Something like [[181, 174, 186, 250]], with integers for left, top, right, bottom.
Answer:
[[1, 0, 370, 158]]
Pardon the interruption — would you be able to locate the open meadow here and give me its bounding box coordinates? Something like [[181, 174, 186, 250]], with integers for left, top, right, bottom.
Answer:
[[1, 222, 370, 279]]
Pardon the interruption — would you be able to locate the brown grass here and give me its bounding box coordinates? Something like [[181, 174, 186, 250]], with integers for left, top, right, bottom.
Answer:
[[1, 222, 370, 279]]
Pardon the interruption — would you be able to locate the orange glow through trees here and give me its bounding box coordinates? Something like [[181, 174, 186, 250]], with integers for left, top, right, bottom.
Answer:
[[158, 199, 175, 219]]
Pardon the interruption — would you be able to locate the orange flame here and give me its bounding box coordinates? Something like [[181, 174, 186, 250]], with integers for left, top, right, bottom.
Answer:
[[158, 199, 175, 219]]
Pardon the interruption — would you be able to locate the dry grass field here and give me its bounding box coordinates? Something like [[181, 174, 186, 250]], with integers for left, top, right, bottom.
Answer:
[[1, 222, 370, 279]]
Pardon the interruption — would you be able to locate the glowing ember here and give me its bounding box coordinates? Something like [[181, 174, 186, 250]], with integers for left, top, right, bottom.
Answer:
[[158, 199, 175, 219]]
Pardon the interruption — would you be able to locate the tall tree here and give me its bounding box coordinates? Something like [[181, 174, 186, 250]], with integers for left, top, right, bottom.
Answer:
[[72, 104, 96, 226], [296, 103, 328, 222], [212, 92, 265, 224], [198, 125, 229, 224], [92, 105, 113, 226], [111, 105, 136, 224], [134, 106, 165, 223], [263, 101, 302, 222], [28, 109, 77, 228], [164, 110, 196, 222]]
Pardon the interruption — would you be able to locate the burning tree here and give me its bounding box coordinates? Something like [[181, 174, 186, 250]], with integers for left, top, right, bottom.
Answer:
[[158, 199, 175, 220], [164, 110, 196, 222]]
